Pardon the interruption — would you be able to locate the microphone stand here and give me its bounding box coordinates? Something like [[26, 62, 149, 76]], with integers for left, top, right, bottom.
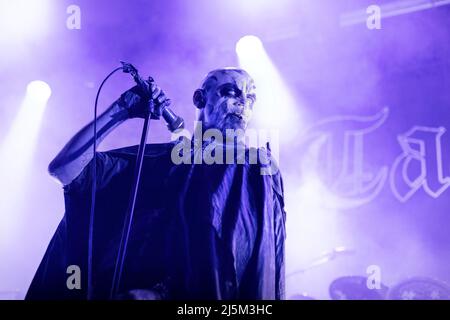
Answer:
[[109, 63, 156, 299]]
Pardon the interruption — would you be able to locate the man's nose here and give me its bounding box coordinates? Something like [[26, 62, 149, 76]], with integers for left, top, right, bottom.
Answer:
[[231, 101, 245, 114], [234, 95, 248, 108]]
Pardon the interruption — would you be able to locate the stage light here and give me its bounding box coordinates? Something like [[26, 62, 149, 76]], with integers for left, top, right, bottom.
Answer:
[[0, 81, 51, 247], [26, 80, 52, 102], [235, 35, 263, 58], [0, 0, 51, 46], [340, 0, 450, 27], [235, 35, 303, 146]]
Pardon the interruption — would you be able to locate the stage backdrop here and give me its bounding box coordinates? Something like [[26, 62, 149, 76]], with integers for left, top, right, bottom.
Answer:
[[0, 0, 449, 299]]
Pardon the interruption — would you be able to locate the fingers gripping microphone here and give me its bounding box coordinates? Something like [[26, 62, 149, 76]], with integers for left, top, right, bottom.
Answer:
[[120, 61, 184, 132]]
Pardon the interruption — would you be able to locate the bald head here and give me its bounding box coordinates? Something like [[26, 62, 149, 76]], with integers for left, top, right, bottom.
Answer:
[[193, 68, 256, 132], [200, 68, 254, 92]]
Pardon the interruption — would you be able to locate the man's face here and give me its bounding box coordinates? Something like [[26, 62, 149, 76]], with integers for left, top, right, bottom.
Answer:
[[201, 69, 256, 132]]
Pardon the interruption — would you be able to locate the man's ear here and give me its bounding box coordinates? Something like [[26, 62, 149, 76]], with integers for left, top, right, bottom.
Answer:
[[193, 89, 206, 109]]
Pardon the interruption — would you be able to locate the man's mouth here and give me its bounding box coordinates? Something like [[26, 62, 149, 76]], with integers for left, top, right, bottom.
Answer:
[[226, 113, 243, 121]]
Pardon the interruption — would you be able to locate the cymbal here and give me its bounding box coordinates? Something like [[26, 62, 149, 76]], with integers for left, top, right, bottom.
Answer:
[[388, 277, 450, 300], [329, 276, 389, 300]]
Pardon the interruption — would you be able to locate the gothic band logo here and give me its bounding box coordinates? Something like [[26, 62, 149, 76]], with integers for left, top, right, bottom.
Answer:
[[390, 126, 450, 202], [302, 108, 450, 209]]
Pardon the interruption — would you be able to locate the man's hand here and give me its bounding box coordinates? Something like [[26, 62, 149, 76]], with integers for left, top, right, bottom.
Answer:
[[116, 79, 171, 119], [48, 79, 170, 186]]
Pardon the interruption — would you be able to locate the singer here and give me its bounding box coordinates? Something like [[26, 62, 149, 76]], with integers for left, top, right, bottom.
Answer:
[[26, 68, 286, 300]]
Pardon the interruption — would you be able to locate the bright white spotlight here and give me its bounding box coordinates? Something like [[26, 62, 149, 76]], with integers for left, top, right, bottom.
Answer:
[[236, 35, 303, 146], [27, 80, 52, 102], [0, 0, 51, 46], [236, 35, 263, 57], [0, 81, 51, 247]]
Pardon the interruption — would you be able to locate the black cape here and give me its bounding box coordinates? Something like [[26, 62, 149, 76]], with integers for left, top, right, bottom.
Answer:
[[26, 141, 286, 300]]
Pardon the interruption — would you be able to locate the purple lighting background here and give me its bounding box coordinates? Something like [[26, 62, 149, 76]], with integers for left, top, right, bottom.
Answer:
[[1, 0, 450, 299]]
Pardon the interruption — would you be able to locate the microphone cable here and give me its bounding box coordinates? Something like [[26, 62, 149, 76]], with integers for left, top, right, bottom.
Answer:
[[87, 66, 123, 299]]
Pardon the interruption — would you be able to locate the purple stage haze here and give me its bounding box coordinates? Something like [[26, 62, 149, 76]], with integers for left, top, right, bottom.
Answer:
[[1, 0, 450, 299]]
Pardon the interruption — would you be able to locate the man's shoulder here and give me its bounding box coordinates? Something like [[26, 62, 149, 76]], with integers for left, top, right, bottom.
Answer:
[[105, 141, 178, 158]]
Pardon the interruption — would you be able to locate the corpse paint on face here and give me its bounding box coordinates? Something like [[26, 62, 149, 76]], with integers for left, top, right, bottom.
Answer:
[[201, 69, 256, 133]]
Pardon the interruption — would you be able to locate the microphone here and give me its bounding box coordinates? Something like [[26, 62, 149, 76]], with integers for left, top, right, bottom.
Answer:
[[160, 106, 184, 132], [120, 61, 184, 132]]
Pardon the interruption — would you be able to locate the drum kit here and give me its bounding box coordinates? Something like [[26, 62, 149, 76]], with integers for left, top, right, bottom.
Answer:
[[287, 247, 450, 300]]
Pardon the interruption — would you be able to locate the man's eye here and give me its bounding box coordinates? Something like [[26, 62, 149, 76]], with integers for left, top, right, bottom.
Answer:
[[220, 87, 238, 97], [247, 94, 256, 103]]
